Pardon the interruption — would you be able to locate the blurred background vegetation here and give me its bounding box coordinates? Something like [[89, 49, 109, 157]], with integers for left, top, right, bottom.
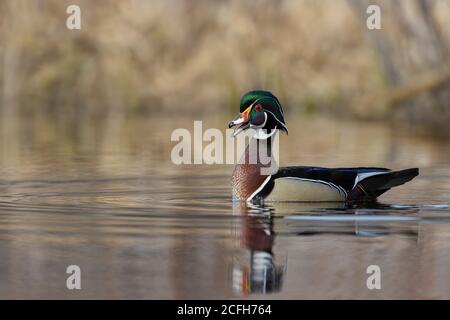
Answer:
[[0, 0, 449, 135]]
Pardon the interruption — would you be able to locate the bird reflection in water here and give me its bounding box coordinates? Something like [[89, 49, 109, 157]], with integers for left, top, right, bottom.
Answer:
[[230, 201, 420, 296], [230, 202, 285, 296]]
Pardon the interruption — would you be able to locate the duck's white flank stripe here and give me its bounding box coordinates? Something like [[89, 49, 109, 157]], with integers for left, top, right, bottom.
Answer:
[[275, 177, 348, 199], [247, 175, 272, 202], [247, 176, 349, 202]]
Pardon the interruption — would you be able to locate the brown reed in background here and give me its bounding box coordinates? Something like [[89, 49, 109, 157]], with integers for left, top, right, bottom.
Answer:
[[0, 0, 449, 133]]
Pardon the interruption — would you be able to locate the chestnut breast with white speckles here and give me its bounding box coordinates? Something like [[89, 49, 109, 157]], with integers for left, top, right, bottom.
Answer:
[[232, 163, 269, 201], [231, 139, 274, 201]]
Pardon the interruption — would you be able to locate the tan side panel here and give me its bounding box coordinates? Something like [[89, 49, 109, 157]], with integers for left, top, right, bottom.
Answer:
[[265, 178, 345, 202]]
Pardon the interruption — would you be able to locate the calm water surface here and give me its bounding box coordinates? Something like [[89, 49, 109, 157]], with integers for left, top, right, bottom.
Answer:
[[0, 115, 449, 299]]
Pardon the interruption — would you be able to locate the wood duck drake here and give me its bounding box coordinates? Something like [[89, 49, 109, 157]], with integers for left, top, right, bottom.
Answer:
[[228, 90, 419, 203]]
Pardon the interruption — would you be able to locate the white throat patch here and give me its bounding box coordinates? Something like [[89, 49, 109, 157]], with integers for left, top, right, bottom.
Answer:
[[252, 128, 277, 140]]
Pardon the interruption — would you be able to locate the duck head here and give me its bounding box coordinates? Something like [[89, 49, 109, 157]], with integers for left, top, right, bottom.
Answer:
[[228, 90, 288, 139]]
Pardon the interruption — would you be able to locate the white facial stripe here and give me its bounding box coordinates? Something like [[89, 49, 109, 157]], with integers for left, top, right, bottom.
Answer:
[[237, 97, 287, 135], [265, 110, 288, 131], [248, 98, 261, 111], [250, 97, 283, 117]]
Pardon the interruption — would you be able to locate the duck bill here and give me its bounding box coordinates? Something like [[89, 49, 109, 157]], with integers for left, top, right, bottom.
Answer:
[[228, 114, 250, 136], [228, 107, 251, 136]]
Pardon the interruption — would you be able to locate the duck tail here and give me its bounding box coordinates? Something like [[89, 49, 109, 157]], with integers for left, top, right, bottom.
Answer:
[[349, 168, 419, 200]]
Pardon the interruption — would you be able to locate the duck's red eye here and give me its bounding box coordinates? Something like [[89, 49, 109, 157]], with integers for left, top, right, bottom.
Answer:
[[254, 104, 263, 112]]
